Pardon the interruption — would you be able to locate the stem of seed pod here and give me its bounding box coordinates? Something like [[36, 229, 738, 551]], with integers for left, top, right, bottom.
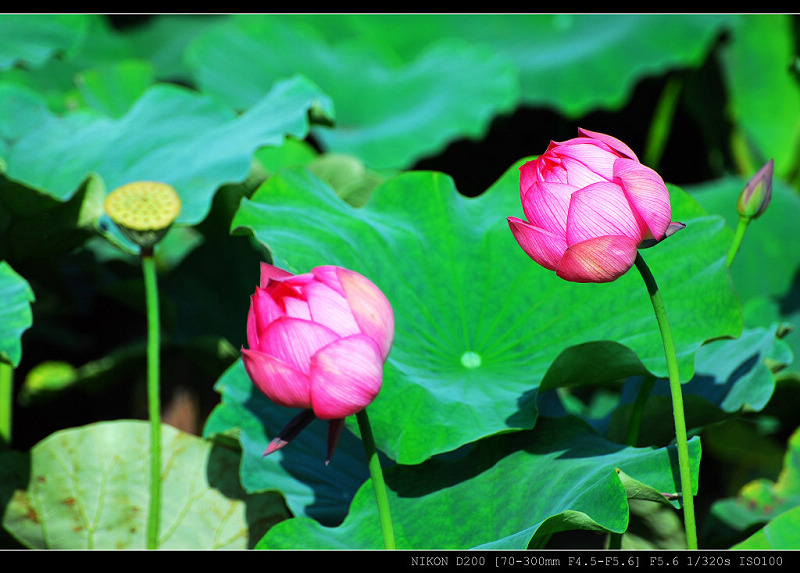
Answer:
[[0, 362, 12, 449], [142, 250, 162, 550], [634, 253, 697, 550]]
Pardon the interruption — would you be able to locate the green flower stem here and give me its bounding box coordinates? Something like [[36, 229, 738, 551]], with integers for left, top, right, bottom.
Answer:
[[634, 253, 698, 550], [142, 250, 162, 550], [356, 408, 396, 549], [726, 216, 751, 268], [0, 362, 12, 449]]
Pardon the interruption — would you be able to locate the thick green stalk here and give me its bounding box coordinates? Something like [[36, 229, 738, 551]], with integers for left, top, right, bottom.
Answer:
[[142, 252, 162, 550], [726, 216, 751, 268], [356, 408, 396, 549], [634, 253, 698, 550], [0, 362, 12, 449]]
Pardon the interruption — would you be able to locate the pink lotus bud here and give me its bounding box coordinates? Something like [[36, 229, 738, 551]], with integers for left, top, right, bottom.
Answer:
[[737, 159, 774, 219], [242, 263, 394, 462], [508, 128, 682, 283]]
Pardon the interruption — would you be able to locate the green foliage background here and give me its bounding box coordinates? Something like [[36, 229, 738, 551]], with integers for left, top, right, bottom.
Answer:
[[0, 14, 799, 549]]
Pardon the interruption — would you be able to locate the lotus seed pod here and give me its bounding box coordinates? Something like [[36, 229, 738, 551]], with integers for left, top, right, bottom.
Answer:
[[104, 181, 181, 250]]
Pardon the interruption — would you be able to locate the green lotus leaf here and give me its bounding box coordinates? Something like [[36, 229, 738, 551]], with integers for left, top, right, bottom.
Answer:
[[0, 74, 333, 235], [257, 416, 701, 549], [718, 15, 800, 179], [203, 360, 374, 526], [711, 424, 800, 544], [0, 14, 89, 70], [282, 14, 732, 116], [0, 261, 34, 367], [688, 175, 800, 303], [185, 15, 519, 169], [229, 162, 741, 464], [733, 504, 800, 549], [1, 420, 289, 549]]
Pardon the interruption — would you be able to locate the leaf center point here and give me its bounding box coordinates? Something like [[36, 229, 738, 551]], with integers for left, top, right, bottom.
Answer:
[[460, 351, 482, 369]]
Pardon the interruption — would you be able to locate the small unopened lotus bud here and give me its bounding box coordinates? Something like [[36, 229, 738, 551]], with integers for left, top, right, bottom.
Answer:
[[737, 159, 774, 220], [104, 181, 181, 251]]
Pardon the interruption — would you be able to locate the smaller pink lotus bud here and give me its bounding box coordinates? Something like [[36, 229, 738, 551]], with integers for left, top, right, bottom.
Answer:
[[737, 159, 774, 220], [242, 263, 394, 463]]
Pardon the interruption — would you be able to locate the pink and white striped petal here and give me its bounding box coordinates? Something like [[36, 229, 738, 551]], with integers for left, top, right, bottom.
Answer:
[[310, 335, 383, 419], [556, 235, 640, 283], [246, 297, 260, 350], [508, 217, 567, 271], [338, 268, 395, 361], [241, 348, 312, 409], [613, 158, 672, 241], [259, 317, 340, 375], [556, 144, 618, 184], [250, 287, 285, 340], [519, 159, 540, 197], [282, 296, 311, 321], [311, 266, 347, 297], [304, 279, 361, 338], [521, 181, 575, 237], [566, 182, 645, 246], [578, 128, 639, 161]]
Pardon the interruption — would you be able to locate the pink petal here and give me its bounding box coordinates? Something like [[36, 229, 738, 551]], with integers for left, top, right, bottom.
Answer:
[[265, 279, 305, 308], [565, 182, 644, 245], [521, 181, 574, 236], [246, 297, 259, 350], [508, 216, 567, 271], [259, 262, 294, 288], [613, 158, 671, 240], [578, 128, 639, 161], [250, 287, 285, 344], [520, 159, 544, 196], [260, 317, 340, 374], [337, 267, 395, 361], [536, 153, 571, 185], [241, 348, 312, 409], [556, 235, 640, 283], [304, 279, 361, 337], [309, 335, 384, 419], [282, 296, 311, 321], [556, 144, 618, 183], [311, 266, 347, 297]]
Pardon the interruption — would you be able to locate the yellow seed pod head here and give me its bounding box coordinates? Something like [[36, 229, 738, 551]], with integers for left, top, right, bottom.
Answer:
[[104, 181, 181, 250]]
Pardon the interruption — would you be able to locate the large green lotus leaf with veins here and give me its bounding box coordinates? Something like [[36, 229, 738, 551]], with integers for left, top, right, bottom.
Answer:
[[230, 162, 741, 465], [258, 416, 701, 549], [0, 74, 332, 230], [185, 15, 519, 170], [276, 14, 733, 116], [1, 421, 288, 549]]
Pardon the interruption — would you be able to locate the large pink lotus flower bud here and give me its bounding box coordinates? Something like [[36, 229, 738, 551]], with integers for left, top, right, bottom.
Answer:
[[508, 128, 682, 283], [242, 263, 394, 462]]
